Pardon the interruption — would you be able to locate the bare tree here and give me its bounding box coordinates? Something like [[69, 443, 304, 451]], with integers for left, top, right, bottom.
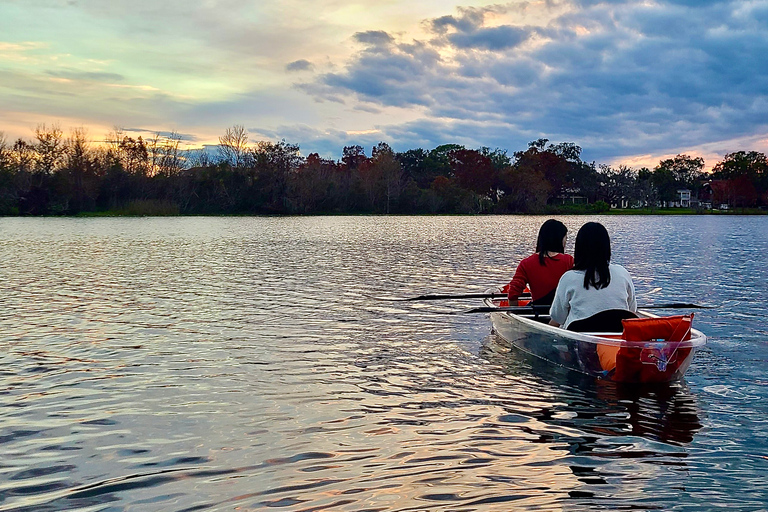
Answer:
[[0, 132, 10, 169], [148, 131, 185, 176], [218, 125, 250, 168], [147, 132, 163, 175], [160, 131, 185, 176], [188, 147, 213, 168]]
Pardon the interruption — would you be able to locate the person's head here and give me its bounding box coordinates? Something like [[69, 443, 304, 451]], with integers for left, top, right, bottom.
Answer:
[[573, 222, 611, 289], [536, 219, 568, 265]]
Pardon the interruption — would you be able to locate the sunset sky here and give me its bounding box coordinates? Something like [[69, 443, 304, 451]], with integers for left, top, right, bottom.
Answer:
[[1, 0, 767, 168]]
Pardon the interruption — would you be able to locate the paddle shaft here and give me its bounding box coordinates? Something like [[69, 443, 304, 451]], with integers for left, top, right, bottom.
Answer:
[[454, 303, 713, 314], [376, 292, 511, 301], [639, 303, 716, 309]]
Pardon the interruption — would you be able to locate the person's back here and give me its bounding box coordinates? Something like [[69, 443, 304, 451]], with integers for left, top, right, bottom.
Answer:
[[549, 263, 636, 329], [549, 222, 636, 329], [508, 253, 574, 304], [507, 219, 573, 305]]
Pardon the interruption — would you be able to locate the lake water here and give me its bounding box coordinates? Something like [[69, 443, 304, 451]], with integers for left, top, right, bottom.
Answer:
[[1, 215, 767, 511]]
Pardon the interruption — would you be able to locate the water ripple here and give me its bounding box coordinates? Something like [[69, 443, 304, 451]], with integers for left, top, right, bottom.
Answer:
[[1, 216, 767, 510]]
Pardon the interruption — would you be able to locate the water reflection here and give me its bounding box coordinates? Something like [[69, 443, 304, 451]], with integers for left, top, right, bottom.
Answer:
[[481, 333, 702, 445]]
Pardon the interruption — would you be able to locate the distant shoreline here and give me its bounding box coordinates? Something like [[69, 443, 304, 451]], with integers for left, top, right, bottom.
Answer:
[[2, 208, 765, 218]]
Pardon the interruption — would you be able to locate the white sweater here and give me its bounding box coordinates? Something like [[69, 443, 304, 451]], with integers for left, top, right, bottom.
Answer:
[[549, 263, 637, 328]]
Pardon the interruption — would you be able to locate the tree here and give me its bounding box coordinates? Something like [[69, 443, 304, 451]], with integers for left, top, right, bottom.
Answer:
[[342, 145, 367, 171], [712, 151, 767, 206], [480, 147, 512, 172], [34, 123, 65, 176], [655, 154, 705, 193], [252, 139, 303, 212], [651, 166, 677, 205], [149, 131, 186, 177], [289, 153, 338, 213], [548, 141, 582, 162], [497, 165, 551, 213], [429, 175, 475, 213], [57, 128, 99, 213], [0, 132, 11, 171], [636, 167, 658, 208], [597, 164, 637, 207], [218, 125, 251, 168], [512, 140, 575, 203], [566, 161, 599, 203], [427, 144, 463, 180], [397, 148, 429, 187], [372, 142, 403, 214], [0, 132, 17, 214], [449, 148, 497, 206]]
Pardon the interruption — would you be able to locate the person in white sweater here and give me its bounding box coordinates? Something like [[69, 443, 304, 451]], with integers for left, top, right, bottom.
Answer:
[[549, 222, 637, 329]]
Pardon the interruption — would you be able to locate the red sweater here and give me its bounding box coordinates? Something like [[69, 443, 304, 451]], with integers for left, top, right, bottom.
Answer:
[[507, 253, 574, 302]]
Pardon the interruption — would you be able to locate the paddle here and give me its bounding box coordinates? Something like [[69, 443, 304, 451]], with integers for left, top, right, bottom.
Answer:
[[372, 292, 510, 301], [443, 303, 714, 315], [445, 305, 549, 315], [376, 286, 661, 302], [639, 303, 716, 309]]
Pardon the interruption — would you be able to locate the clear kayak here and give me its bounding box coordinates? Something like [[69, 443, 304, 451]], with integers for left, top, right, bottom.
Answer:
[[485, 297, 707, 384]]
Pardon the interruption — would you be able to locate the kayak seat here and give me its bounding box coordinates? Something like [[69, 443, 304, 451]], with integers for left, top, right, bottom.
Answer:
[[567, 309, 639, 333]]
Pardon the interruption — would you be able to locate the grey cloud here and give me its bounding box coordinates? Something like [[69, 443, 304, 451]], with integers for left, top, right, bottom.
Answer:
[[353, 30, 394, 46], [431, 14, 480, 34], [448, 25, 531, 51], [430, 5, 502, 35], [286, 59, 314, 72], [318, 44, 440, 107]]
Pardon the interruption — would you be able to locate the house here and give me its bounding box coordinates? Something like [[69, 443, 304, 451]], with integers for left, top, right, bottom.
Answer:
[[557, 188, 588, 205], [676, 189, 691, 208]]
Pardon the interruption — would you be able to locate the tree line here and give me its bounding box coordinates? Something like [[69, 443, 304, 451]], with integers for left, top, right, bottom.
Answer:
[[0, 124, 766, 216]]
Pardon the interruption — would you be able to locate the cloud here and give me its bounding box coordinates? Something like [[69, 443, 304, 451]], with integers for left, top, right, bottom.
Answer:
[[286, 59, 314, 72], [353, 30, 394, 46], [317, 41, 440, 107], [301, 0, 768, 163], [448, 25, 531, 50]]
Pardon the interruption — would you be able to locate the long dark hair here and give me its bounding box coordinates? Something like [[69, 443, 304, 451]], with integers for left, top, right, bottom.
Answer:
[[573, 222, 611, 289], [536, 219, 568, 265]]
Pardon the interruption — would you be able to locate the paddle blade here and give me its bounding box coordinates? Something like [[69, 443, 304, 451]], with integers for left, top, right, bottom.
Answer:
[[640, 303, 716, 309]]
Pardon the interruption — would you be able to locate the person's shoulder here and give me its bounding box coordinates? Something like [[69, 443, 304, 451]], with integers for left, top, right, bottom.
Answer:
[[520, 253, 540, 265], [609, 263, 632, 278], [559, 268, 582, 284]]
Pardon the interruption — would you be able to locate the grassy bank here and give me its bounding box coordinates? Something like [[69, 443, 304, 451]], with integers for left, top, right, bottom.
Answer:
[[546, 203, 766, 215]]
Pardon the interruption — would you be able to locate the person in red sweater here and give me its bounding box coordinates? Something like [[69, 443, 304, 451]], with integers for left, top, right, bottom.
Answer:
[[507, 219, 574, 305]]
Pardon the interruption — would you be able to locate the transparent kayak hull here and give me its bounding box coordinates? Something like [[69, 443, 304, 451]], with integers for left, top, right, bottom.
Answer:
[[485, 299, 707, 384]]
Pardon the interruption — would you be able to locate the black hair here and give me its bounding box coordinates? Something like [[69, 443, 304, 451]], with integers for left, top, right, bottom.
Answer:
[[573, 222, 611, 289], [536, 219, 568, 265]]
